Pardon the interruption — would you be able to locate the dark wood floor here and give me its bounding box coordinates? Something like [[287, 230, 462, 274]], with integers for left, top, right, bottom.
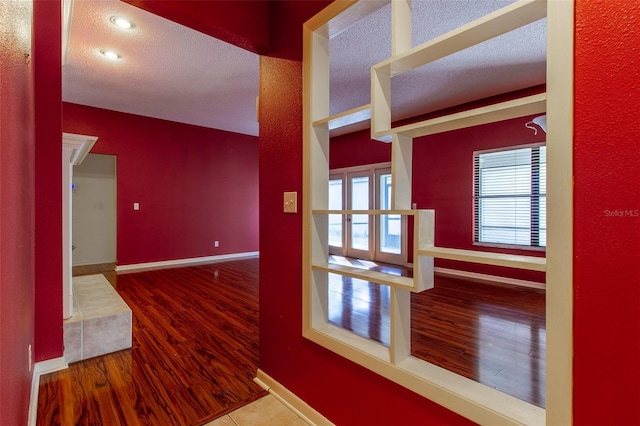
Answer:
[[328, 258, 546, 408], [411, 274, 545, 408], [37, 259, 266, 426], [72, 262, 116, 277], [41, 256, 544, 424]]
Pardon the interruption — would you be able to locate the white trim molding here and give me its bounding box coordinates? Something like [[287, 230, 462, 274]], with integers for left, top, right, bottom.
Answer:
[[29, 357, 68, 426], [116, 251, 260, 274], [33, 356, 68, 375], [62, 132, 98, 166], [62, 132, 99, 320], [255, 369, 334, 426]]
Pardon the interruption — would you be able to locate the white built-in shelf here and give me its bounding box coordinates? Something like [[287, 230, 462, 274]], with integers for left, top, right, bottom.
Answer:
[[372, 0, 547, 77], [419, 246, 546, 271], [312, 263, 414, 290], [372, 93, 546, 140], [313, 209, 434, 292], [303, 0, 566, 423], [371, 0, 547, 136], [311, 93, 546, 142]]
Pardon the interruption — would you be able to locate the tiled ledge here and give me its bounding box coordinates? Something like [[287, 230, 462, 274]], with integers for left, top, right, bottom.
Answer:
[[63, 274, 132, 363]]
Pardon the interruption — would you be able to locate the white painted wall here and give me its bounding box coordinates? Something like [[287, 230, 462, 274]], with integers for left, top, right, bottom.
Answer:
[[72, 153, 116, 266]]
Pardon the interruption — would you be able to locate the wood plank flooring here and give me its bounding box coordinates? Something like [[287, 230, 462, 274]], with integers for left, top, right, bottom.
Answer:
[[40, 256, 545, 425], [411, 274, 545, 408], [37, 259, 266, 426], [328, 257, 546, 408]]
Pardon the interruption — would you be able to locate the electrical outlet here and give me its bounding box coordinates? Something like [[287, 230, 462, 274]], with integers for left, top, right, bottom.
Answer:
[[214, 240, 219, 247]]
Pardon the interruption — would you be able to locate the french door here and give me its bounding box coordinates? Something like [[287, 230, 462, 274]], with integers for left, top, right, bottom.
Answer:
[[375, 169, 404, 264], [329, 165, 405, 265], [346, 171, 373, 259]]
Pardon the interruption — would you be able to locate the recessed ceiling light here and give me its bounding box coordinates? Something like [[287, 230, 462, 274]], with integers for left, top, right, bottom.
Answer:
[[110, 16, 134, 29], [100, 49, 121, 60]]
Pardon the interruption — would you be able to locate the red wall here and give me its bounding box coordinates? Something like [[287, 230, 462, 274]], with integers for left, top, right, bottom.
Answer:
[[63, 103, 259, 266], [124, 0, 270, 55], [330, 129, 391, 169], [0, 1, 36, 424], [573, 0, 640, 424], [34, 0, 64, 363]]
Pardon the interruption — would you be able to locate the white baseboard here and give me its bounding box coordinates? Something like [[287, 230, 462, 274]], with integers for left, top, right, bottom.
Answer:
[[33, 356, 68, 375], [254, 369, 333, 426], [434, 267, 545, 290], [116, 251, 259, 274], [72, 259, 116, 267], [29, 357, 68, 426]]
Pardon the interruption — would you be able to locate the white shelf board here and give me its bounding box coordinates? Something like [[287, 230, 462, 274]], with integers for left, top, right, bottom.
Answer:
[[312, 263, 414, 289], [373, 93, 546, 140], [419, 246, 546, 271], [372, 0, 547, 77], [396, 357, 545, 425], [309, 322, 390, 363], [312, 104, 371, 130]]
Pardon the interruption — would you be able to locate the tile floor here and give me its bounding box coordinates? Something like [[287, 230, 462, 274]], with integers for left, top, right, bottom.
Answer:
[[205, 394, 308, 426]]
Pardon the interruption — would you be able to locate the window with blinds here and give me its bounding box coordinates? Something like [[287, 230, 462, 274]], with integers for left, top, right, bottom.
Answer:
[[474, 145, 546, 248]]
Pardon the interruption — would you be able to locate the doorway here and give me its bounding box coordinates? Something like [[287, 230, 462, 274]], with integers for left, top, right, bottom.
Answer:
[[329, 163, 406, 265], [72, 153, 117, 268]]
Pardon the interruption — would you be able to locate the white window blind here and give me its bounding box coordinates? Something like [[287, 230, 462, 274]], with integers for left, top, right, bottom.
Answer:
[[474, 145, 546, 247]]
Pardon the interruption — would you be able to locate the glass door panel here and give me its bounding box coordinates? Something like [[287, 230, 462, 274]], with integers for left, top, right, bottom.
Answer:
[[328, 178, 343, 250], [347, 173, 371, 259], [379, 173, 401, 254], [375, 171, 405, 264]]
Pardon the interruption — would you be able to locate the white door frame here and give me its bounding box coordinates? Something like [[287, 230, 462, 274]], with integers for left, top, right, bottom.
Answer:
[[62, 132, 98, 319]]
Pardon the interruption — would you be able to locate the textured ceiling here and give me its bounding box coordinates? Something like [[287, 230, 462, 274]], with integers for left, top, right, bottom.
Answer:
[[63, 0, 546, 138], [63, 0, 260, 136], [329, 1, 546, 121]]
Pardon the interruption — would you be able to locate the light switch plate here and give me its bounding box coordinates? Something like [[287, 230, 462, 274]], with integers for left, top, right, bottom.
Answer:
[[283, 191, 297, 213]]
